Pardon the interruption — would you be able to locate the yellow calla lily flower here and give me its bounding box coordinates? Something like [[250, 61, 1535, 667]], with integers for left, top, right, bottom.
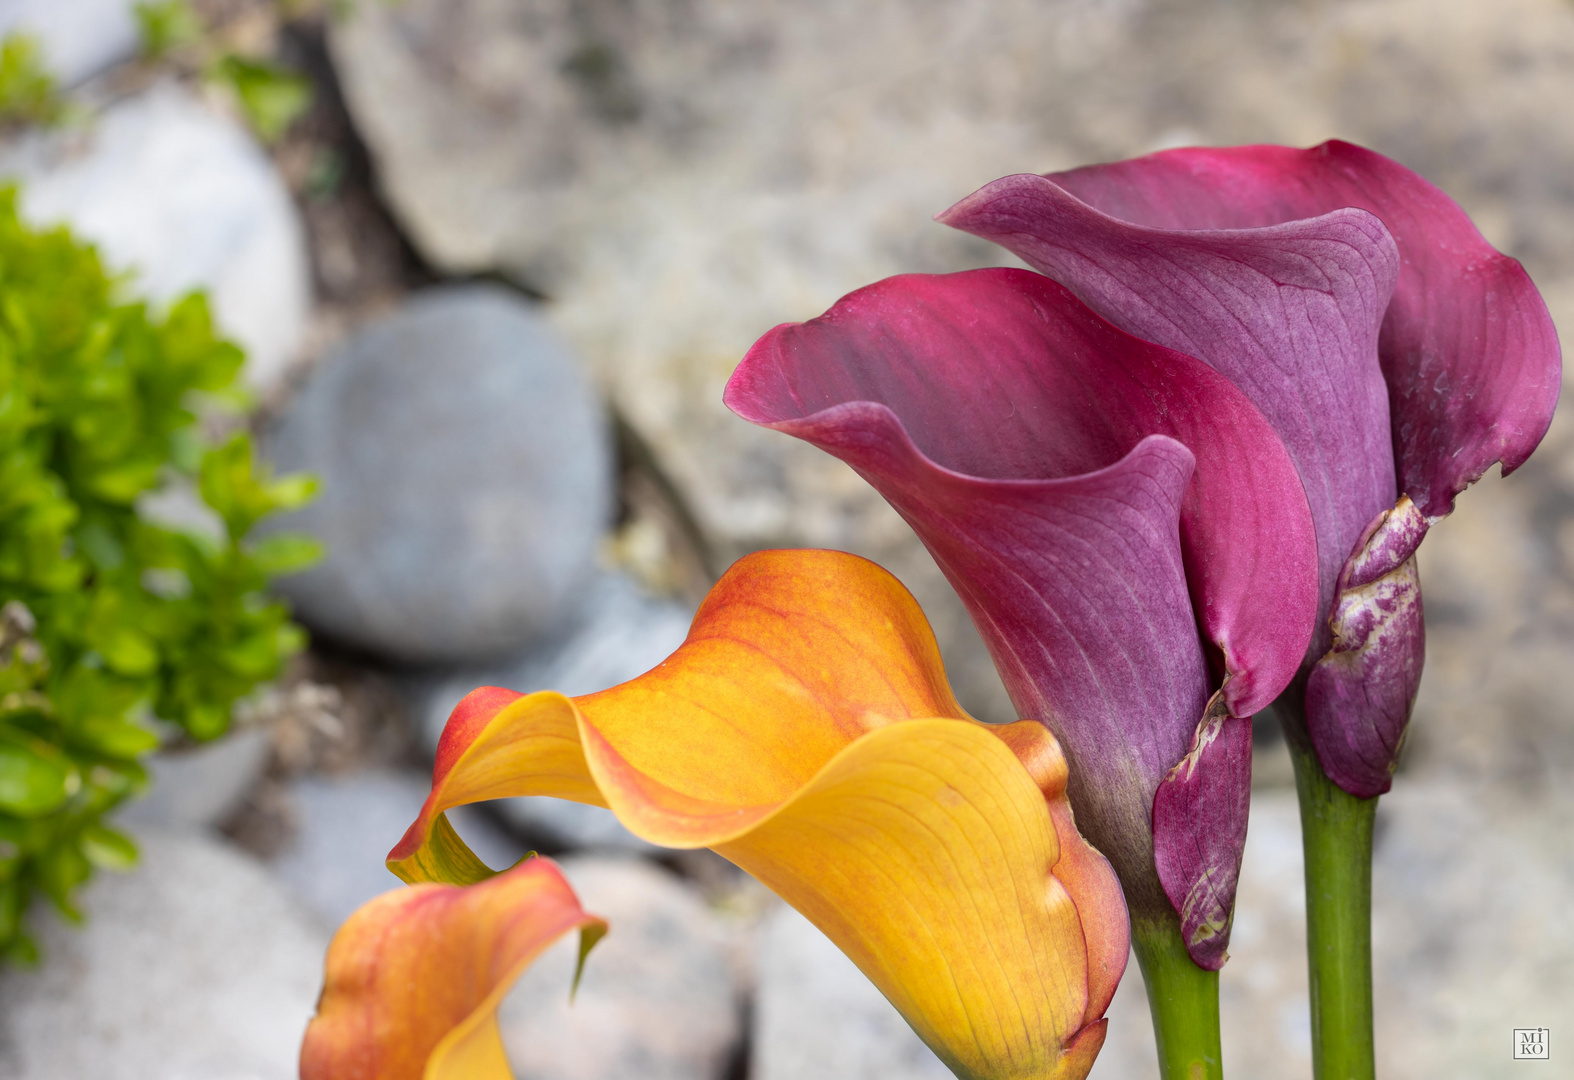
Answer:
[[388, 549, 1127, 1080], [300, 856, 606, 1080]]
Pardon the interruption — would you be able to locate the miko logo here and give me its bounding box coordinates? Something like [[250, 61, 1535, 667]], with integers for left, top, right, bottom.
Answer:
[[1513, 1028, 1550, 1060]]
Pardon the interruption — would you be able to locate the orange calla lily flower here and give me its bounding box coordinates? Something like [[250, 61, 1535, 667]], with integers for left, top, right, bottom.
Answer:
[[300, 856, 606, 1080], [388, 549, 1128, 1080]]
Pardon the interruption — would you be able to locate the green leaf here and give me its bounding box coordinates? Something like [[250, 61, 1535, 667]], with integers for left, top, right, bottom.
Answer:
[[265, 473, 319, 512], [184, 702, 227, 741], [133, 0, 201, 59], [244, 533, 323, 575], [96, 627, 159, 676], [74, 717, 159, 759], [80, 823, 137, 870], [0, 742, 71, 816], [216, 631, 281, 679], [0, 34, 63, 128], [84, 453, 163, 504], [213, 56, 312, 143]]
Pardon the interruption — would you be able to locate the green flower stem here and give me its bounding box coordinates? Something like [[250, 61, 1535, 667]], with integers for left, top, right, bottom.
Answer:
[[1287, 733, 1378, 1080], [1132, 913, 1223, 1080]]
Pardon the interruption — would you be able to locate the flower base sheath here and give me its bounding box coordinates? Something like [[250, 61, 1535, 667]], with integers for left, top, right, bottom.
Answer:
[[389, 549, 1128, 1080]]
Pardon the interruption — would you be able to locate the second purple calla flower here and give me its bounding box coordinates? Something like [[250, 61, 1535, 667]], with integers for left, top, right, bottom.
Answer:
[[725, 268, 1321, 967], [940, 140, 1561, 798]]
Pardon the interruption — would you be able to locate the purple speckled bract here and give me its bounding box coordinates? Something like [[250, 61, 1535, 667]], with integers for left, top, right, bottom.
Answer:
[[942, 140, 1562, 803], [1151, 699, 1252, 969], [1305, 497, 1428, 797], [725, 269, 1318, 966]]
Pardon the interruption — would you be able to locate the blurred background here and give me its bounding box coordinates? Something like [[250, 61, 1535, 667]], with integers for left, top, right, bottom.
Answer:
[[0, 0, 1568, 1077]]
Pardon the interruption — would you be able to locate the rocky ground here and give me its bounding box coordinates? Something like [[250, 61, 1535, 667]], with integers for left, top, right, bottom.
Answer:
[[0, 0, 1569, 1077]]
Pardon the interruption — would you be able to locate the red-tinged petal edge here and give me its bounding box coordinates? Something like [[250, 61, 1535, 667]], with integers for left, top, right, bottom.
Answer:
[[1305, 496, 1428, 797], [940, 176, 1400, 668], [1037, 139, 1563, 524], [726, 270, 1314, 962]]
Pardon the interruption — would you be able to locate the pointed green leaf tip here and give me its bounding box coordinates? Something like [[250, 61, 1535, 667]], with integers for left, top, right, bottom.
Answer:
[[571, 921, 608, 1003]]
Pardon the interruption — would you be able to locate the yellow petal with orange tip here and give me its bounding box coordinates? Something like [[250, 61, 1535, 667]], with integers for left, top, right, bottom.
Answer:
[[388, 549, 1127, 1080], [299, 856, 606, 1080]]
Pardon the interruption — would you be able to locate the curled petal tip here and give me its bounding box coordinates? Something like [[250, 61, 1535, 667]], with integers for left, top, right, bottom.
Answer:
[[1042, 139, 1563, 523], [300, 857, 605, 1080]]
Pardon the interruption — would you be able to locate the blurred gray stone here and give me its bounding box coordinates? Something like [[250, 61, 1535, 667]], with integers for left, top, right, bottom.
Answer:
[[271, 768, 529, 930], [0, 828, 327, 1080], [119, 726, 271, 831], [754, 903, 951, 1080], [420, 572, 690, 853], [0, 0, 139, 86], [499, 856, 742, 1080], [264, 284, 613, 664], [0, 82, 310, 390]]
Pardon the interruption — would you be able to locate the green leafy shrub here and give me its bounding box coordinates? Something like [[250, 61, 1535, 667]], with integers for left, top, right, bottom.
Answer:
[[0, 188, 320, 961]]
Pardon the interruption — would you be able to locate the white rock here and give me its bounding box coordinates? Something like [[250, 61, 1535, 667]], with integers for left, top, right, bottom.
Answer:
[[0, 0, 140, 86], [119, 726, 272, 831], [271, 768, 529, 930], [0, 828, 328, 1080], [499, 856, 742, 1080], [0, 82, 310, 391], [753, 903, 951, 1080]]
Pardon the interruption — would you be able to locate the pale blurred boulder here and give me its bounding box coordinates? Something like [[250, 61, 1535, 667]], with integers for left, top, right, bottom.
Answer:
[[754, 903, 951, 1080], [328, 0, 1574, 723], [499, 856, 743, 1080], [0, 0, 140, 86], [263, 284, 614, 664], [0, 829, 327, 1080], [0, 83, 311, 390]]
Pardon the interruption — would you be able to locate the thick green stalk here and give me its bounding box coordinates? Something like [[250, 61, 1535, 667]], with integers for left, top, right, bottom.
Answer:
[[1131, 914, 1223, 1080], [1286, 731, 1378, 1080]]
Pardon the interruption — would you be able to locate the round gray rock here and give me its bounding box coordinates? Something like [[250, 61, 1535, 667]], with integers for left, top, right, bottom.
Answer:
[[265, 285, 613, 663]]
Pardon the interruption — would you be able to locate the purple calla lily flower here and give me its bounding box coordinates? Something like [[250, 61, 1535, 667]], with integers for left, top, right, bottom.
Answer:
[[725, 268, 1321, 967], [940, 140, 1562, 798]]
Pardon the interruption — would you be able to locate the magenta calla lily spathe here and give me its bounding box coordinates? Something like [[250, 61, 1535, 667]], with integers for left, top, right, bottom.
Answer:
[[940, 139, 1562, 797], [725, 268, 1320, 967]]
